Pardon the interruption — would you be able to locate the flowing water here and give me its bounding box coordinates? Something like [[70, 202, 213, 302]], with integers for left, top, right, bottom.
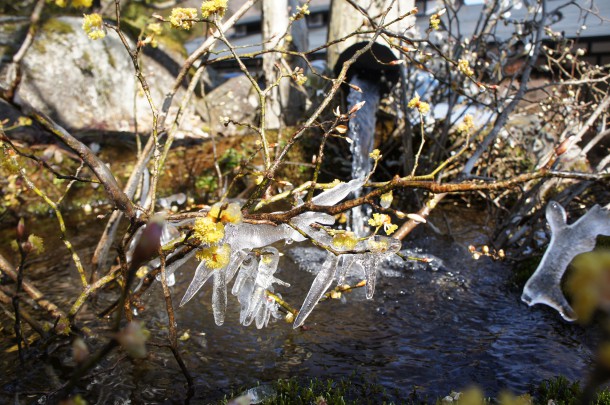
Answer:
[[347, 74, 380, 237], [0, 208, 594, 403]]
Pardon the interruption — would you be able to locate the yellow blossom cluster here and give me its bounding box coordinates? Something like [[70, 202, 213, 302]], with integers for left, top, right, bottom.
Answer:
[[73, 0, 92, 7], [456, 114, 475, 135], [566, 250, 610, 324], [380, 191, 393, 209], [201, 0, 228, 19], [140, 23, 163, 47], [368, 213, 398, 235], [332, 232, 358, 250], [193, 202, 243, 269], [196, 243, 231, 269], [82, 13, 106, 40], [208, 202, 243, 224], [170, 7, 198, 30], [294, 71, 307, 86], [50, 0, 92, 7], [147, 23, 163, 36], [429, 13, 441, 30], [457, 59, 474, 76], [407, 95, 430, 115], [290, 4, 310, 21], [366, 238, 391, 253], [193, 216, 225, 244], [369, 149, 381, 160]]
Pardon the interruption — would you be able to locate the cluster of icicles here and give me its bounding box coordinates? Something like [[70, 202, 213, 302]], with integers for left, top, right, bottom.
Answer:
[[129, 179, 401, 329]]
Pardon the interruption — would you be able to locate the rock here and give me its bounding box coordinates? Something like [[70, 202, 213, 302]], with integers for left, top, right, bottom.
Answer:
[[198, 74, 260, 135], [9, 16, 192, 134]]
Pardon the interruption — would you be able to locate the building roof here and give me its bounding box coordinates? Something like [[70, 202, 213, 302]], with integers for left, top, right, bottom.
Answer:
[[186, 0, 610, 62]]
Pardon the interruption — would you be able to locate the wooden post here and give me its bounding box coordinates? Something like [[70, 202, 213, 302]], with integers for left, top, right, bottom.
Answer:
[[262, 0, 289, 129]]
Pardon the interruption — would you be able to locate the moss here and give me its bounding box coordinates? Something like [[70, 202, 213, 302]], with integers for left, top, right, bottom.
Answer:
[[103, 41, 117, 69], [223, 375, 398, 405], [42, 18, 75, 35]]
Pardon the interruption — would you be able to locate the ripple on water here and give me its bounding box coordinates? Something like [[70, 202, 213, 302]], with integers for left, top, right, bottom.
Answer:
[[0, 210, 595, 402]]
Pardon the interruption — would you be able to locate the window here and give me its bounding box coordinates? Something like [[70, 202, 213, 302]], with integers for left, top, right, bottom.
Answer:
[[307, 13, 324, 28], [232, 25, 247, 38]]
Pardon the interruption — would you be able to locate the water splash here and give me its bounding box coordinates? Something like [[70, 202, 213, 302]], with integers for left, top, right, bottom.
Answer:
[[347, 74, 380, 236]]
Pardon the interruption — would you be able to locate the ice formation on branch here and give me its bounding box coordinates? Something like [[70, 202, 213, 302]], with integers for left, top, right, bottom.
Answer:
[[129, 178, 402, 328], [522, 201, 610, 321], [293, 235, 401, 328]]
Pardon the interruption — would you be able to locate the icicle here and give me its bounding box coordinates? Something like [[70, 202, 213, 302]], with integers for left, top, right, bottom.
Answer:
[[232, 254, 257, 296], [357, 236, 402, 299], [225, 223, 294, 251], [180, 260, 216, 307], [359, 254, 379, 299], [293, 252, 340, 328], [240, 247, 290, 327], [255, 299, 270, 329], [311, 178, 365, 206], [237, 274, 256, 325], [522, 202, 610, 321], [212, 270, 227, 326], [336, 254, 357, 284], [225, 249, 249, 285], [164, 248, 196, 279]]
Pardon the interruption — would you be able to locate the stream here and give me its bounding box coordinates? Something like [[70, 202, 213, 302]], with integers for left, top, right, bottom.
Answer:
[[0, 207, 594, 403]]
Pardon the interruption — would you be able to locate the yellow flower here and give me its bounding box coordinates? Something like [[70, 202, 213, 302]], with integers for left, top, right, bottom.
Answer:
[[367, 238, 390, 253], [457, 114, 475, 134], [332, 232, 358, 250], [147, 23, 163, 36], [380, 191, 393, 209], [51, 0, 67, 7], [72, 0, 92, 8], [566, 251, 610, 324], [295, 72, 307, 86], [418, 101, 430, 115], [599, 342, 610, 369], [384, 223, 398, 236], [368, 213, 397, 235], [193, 216, 225, 244], [201, 0, 228, 19], [16, 117, 32, 127], [27, 234, 45, 255], [369, 149, 381, 160], [82, 13, 106, 40], [407, 95, 430, 115], [170, 7, 198, 30], [290, 4, 310, 21], [429, 14, 440, 30], [196, 244, 231, 269], [458, 59, 474, 76], [368, 213, 390, 228], [208, 202, 243, 224], [497, 391, 533, 405]]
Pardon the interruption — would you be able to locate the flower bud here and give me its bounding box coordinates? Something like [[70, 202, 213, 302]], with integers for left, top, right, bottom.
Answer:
[[16, 218, 25, 241]]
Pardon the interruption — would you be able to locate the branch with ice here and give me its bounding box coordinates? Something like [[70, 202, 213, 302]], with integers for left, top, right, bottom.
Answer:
[[521, 201, 610, 321]]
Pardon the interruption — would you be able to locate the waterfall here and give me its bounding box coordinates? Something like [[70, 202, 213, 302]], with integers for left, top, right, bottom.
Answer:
[[347, 74, 381, 236]]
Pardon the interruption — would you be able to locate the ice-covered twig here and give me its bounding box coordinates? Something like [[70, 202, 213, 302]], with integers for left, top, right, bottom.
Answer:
[[293, 235, 401, 328], [522, 202, 610, 321]]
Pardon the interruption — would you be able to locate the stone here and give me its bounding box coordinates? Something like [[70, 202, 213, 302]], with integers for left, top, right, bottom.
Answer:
[[8, 17, 191, 134], [197, 74, 260, 135]]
